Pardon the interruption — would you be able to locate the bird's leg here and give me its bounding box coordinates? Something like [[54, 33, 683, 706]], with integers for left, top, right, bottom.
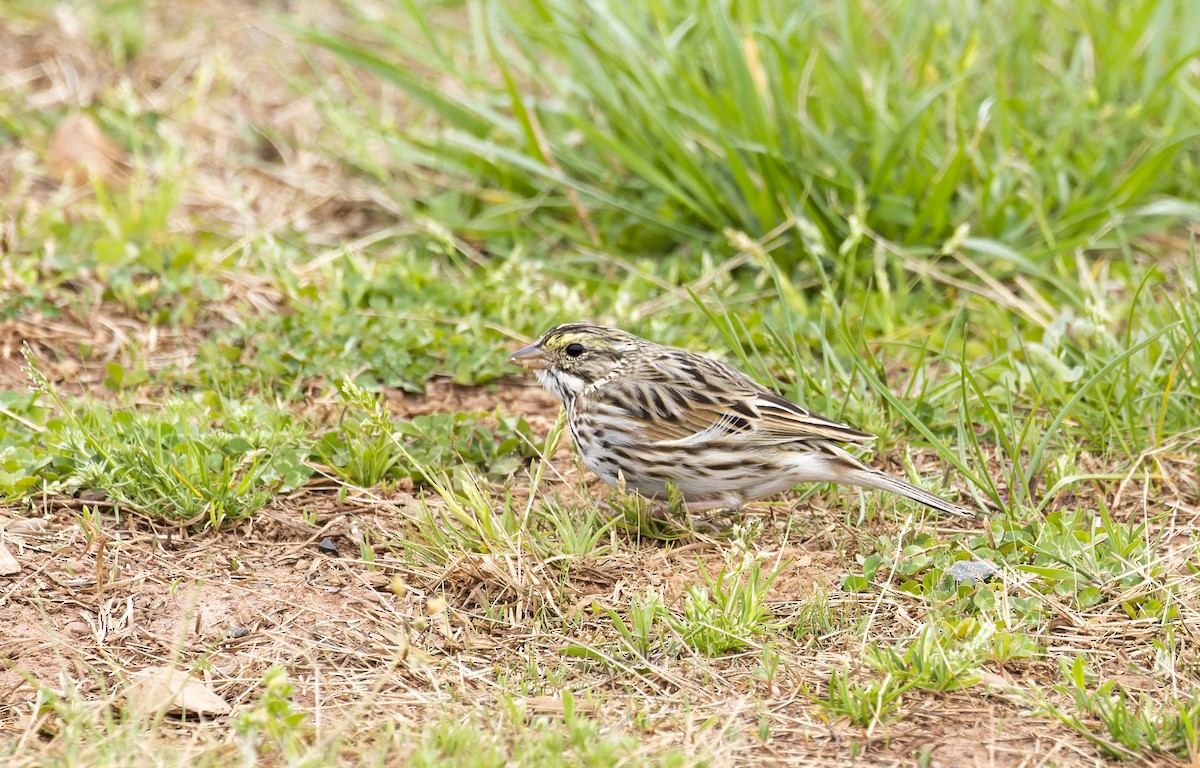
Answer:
[[629, 495, 728, 530], [682, 496, 745, 535], [636, 499, 736, 536], [600, 492, 743, 536], [644, 496, 735, 519]]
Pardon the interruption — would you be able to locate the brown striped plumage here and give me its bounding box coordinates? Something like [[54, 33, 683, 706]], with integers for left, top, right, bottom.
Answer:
[[509, 323, 974, 518]]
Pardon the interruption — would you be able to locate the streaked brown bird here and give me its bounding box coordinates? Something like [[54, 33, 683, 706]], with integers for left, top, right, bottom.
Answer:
[[510, 323, 974, 518]]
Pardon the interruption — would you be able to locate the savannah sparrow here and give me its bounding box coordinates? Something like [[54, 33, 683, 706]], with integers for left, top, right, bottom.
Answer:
[[510, 323, 975, 518]]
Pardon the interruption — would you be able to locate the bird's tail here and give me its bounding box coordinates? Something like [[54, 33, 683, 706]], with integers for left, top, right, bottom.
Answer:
[[815, 441, 976, 519], [843, 466, 976, 519]]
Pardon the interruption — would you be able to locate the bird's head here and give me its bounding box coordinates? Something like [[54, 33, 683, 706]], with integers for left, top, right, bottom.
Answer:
[[509, 323, 641, 403]]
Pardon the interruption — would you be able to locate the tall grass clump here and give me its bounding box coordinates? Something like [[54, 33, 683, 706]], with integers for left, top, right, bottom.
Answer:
[[309, 0, 1200, 267]]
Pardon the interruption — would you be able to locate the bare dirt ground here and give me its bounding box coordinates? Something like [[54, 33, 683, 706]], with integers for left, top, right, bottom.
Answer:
[[2, 2, 1196, 766]]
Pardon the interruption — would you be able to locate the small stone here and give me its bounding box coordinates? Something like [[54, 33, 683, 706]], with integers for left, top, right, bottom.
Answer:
[[947, 560, 1000, 585], [225, 626, 249, 639], [362, 571, 390, 590], [64, 621, 90, 638]]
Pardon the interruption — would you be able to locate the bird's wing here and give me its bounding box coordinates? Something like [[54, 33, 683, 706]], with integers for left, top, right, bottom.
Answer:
[[604, 353, 875, 447]]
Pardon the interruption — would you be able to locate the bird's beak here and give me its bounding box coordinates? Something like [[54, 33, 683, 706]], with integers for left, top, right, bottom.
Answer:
[[508, 342, 552, 370]]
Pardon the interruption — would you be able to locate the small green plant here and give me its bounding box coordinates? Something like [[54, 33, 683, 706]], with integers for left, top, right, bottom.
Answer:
[[0, 445, 44, 502], [0, 389, 51, 501], [787, 588, 837, 640], [397, 465, 531, 565], [538, 497, 621, 556], [754, 642, 782, 694], [821, 670, 907, 730], [312, 381, 403, 487], [563, 593, 666, 673], [1049, 656, 1200, 760], [666, 545, 785, 656], [21, 144, 221, 323], [233, 667, 312, 762], [397, 410, 543, 483], [867, 620, 991, 692], [1022, 505, 1174, 617], [82, 411, 308, 527], [610, 593, 663, 661]]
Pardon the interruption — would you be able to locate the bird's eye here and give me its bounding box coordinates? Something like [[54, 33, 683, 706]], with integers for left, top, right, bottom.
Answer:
[[565, 342, 585, 357]]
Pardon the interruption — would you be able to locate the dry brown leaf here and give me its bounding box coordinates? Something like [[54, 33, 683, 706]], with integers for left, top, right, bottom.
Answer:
[[0, 540, 20, 575], [45, 113, 128, 187], [5, 517, 48, 535], [125, 666, 231, 718]]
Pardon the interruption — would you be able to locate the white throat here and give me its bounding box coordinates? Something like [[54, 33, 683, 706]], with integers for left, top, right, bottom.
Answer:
[[536, 369, 587, 405]]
